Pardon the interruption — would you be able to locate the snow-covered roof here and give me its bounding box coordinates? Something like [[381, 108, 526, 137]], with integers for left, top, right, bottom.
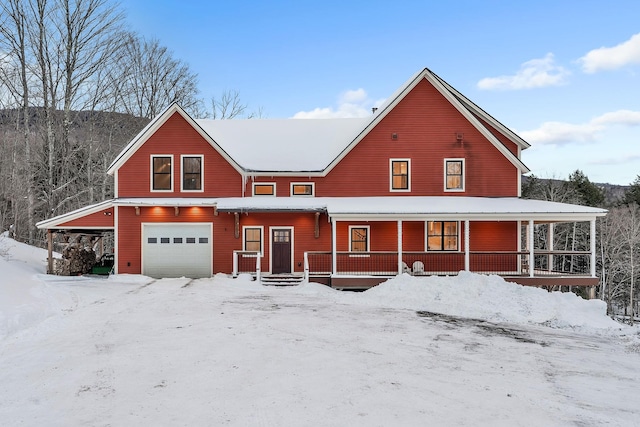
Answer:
[[36, 197, 606, 230], [196, 117, 369, 172], [106, 68, 531, 176]]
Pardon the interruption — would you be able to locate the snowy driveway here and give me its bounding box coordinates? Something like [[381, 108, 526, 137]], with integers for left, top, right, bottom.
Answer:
[[1, 276, 639, 426]]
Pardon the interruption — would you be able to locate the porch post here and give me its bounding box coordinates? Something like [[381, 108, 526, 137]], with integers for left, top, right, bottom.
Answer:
[[464, 220, 470, 272], [529, 220, 534, 278], [47, 230, 53, 274], [590, 219, 596, 277], [548, 223, 554, 273], [397, 220, 403, 274], [331, 217, 337, 275]]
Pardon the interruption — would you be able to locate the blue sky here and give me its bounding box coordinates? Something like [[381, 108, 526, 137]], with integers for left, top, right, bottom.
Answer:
[[120, 0, 640, 185]]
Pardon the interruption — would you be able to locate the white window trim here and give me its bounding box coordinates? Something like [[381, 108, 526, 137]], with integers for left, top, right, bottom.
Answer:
[[269, 226, 294, 274], [425, 220, 461, 252], [389, 158, 411, 192], [150, 154, 174, 192], [180, 154, 204, 193], [252, 182, 276, 196], [242, 225, 264, 257], [444, 158, 465, 192], [348, 225, 370, 253], [290, 182, 315, 197]]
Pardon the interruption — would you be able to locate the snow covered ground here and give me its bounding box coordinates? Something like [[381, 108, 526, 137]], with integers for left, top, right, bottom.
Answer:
[[1, 234, 639, 426]]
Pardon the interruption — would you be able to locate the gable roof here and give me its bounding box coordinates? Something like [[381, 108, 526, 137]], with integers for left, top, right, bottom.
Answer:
[[107, 69, 531, 176], [106, 103, 244, 176]]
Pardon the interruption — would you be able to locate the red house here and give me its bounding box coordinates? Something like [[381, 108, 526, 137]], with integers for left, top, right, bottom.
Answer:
[[37, 68, 606, 289]]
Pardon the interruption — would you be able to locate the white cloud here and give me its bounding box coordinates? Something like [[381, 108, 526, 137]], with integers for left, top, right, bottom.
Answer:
[[292, 89, 385, 119], [589, 153, 640, 166], [579, 33, 640, 73], [520, 109, 640, 145], [477, 53, 570, 90]]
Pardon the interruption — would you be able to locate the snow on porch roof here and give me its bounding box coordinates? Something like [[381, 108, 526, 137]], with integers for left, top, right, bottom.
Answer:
[[214, 196, 607, 221], [196, 117, 370, 172]]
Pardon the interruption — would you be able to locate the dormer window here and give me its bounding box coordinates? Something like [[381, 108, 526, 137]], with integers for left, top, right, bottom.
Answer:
[[151, 155, 173, 191], [444, 159, 464, 192]]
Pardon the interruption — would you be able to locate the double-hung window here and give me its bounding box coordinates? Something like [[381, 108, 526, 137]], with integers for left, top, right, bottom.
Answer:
[[349, 226, 370, 252], [445, 159, 464, 191], [427, 221, 458, 251], [182, 155, 203, 191], [390, 159, 410, 192], [152, 155, 173, 191], [243, 226, 263, 256]]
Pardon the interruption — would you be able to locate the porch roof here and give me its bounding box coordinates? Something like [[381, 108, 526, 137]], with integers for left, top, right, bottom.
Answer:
[[37, 196, 607, 230], [214, 196, 607, 222]]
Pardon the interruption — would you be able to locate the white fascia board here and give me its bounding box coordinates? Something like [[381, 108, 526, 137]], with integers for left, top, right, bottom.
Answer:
[[36, 200, 114, 229], [107, 103, 245, 176], [328, 212, 607, 222], [114, 198, 218, 207]]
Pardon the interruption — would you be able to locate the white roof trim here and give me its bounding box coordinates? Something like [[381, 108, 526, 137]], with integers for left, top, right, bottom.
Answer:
[[36, 200, 114, 229]]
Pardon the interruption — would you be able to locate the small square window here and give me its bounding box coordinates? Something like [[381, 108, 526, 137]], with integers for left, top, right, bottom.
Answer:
[[199, 237, 208, 244], [148, 237, 157, 244], [160, 237, 170, 244], [173, 237, 183, 244], [186, 237, 196, 244]]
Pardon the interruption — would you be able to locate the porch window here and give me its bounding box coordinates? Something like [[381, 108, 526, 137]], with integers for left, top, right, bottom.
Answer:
[[243, 226, 263, 254], [152, 156, 172, 191], [291, 182, 315, 196], [253, 183, 275, 196], [427, 221, 458, 251], [349, 226, 370, 252], [182, 155, 203, 191], [390, 159, 410, 191], [445, 159, 464, 191]]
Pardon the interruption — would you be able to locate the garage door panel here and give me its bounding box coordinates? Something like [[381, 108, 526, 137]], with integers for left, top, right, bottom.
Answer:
[[142, 223, 212, 278]]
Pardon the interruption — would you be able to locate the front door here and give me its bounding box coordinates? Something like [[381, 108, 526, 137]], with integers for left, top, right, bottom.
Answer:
[[272, 228, 292, 274]]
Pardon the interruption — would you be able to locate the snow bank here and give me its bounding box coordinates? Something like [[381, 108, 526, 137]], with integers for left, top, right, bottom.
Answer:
[[361, 271, 621, 332]]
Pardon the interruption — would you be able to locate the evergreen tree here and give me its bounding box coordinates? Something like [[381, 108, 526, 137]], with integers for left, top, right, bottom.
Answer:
[[568, 169, 605, 207]]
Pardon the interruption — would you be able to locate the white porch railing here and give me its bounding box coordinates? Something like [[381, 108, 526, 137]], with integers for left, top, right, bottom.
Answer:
[[232, 250, 261, 282]]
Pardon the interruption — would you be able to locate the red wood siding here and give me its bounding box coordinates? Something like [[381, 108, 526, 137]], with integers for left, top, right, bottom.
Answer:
[[117, 113, 242, 198], [469, 221, 518, 251], [58, 208, 114, 228], [116, 205, 217, 274], [320, 79, 519, 197], [237, 212, 331, 273]]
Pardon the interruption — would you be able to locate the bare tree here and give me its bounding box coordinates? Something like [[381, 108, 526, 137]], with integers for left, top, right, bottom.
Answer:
[[115, 34, 200, 119]]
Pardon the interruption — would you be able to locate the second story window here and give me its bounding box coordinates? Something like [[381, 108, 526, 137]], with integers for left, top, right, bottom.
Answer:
[[182, 155, 203, 191], [445, 159, 464, 191], [390, 159, 410, 191], [152, 156, 172, 191], [291, 183, 315, 196], [253, 183, 276, 196]]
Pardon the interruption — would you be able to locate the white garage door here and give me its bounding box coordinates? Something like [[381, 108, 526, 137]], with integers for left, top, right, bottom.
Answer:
[[142, 223, 212, 278]]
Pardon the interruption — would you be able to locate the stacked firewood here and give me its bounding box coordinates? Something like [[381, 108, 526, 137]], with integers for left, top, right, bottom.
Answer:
[[54, 242, 96, 275]]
